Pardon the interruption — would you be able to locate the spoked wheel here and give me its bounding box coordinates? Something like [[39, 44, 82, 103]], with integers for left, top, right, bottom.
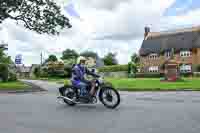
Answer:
[[100, 87, 120, 109], [60, 86, 76, 106]]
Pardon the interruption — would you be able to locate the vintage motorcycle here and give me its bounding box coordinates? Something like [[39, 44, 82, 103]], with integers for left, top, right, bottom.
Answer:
[[57, 76, 120, 109]]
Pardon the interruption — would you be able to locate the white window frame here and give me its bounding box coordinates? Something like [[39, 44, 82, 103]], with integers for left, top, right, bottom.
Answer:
[[180, 64, 192, 73], [180, 50, 191, 57], [149, 53, 158, 60], [149, 66, 159, 73]]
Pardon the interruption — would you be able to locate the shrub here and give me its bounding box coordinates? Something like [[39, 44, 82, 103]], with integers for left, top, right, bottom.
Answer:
[[33, 67, 41, 78], [98, 65, 128, 72], [197, 65, 200, 72], [136, 73, 161, 78], [8, 72, 17, 81], [180, 73, 193, 77], [193, 72, 200, 77], [128, 62, 137, 78], [64, 65, 73, 78], [0, 64, 8, 82], [48, 68, 64, 77], [40, 71, 48, 78]]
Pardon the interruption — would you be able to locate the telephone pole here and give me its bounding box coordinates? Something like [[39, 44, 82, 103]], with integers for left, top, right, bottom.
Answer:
[[40, 52, 43, 66]]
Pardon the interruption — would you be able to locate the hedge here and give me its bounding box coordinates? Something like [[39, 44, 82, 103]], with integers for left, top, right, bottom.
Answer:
[[98, 65, 128, 72], [136, 73, 161, 78], [180, 73, 193, 77], [193, 72, 200, 77]]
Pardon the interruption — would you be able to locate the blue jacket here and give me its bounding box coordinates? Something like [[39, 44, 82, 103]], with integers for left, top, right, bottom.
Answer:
[[71, 64, 99, 85]]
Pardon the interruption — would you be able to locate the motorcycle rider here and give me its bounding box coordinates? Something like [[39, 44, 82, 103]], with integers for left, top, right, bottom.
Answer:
[[71, 56, 100, 99]]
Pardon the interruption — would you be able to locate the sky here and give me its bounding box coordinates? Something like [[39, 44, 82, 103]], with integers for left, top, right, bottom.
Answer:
[[0, 0, 200, 66]]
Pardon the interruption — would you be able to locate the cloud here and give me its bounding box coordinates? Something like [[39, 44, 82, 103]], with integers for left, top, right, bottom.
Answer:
[[160, 8, 200, 30], [1, 0, 200, 66], [76, 0, 131, 10], [86, 0, 175, 40]]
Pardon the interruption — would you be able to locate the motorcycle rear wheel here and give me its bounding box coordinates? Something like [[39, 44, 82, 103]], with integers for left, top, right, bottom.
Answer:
[[59, 86, 76, 106]]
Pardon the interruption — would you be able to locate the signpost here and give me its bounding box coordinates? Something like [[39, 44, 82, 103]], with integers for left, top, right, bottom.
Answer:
[[15, 54, 22, 65]]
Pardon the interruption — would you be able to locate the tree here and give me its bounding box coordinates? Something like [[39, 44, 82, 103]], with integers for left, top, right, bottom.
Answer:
[[80, 51, 98, 58], [131, 53, 140, 64], [0, 48, 12, 64], [46, 54, 58, 62], [33, 66, 41, 78], [129, 53, 140, 78], [103, 52, 118, 66], [61, 49, 79, 63], [0, 63, 8, 82], [0, 0, 71, 35]]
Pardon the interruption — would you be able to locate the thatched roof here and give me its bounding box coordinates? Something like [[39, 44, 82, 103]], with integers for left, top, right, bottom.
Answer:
[[140, 26, 200, 56]]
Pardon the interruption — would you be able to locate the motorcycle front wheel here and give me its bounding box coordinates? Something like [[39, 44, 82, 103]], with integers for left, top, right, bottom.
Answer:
[[99, 87, 120, 109]]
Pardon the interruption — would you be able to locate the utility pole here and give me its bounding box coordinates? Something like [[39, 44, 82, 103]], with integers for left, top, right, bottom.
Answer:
[[40, 52, 43, 66]]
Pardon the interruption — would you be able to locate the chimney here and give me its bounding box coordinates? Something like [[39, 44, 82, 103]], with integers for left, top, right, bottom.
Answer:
[[144, 26, 150, 39]]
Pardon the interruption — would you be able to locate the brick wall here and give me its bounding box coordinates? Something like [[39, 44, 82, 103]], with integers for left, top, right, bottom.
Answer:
[[139, 55, 165, 73], [174, 52, 193, 64], [140, 50, 196, 73], [193, 48, 200, 64]]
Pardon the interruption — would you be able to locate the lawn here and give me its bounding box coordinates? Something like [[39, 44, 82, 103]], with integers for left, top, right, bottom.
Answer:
[[106, 78, 200, 91], [0, 81, 31, 90], [32, 77, 200, 91]]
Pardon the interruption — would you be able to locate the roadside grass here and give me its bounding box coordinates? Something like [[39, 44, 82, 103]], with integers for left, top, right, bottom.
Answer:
[[106, 78, 200, 91], [31, 77, 65, 83], [30, 77, 200, 91], [0, 81, 31, 90]]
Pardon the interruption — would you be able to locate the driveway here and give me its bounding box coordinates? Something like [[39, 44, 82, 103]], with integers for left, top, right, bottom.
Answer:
[[0, 80, 200, 133]]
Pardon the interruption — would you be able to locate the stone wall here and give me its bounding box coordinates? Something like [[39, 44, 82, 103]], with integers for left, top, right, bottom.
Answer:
[[100, 71, 128, 78]]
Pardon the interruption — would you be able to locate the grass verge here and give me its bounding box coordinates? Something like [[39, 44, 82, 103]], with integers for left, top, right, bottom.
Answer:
[[30, 77, 200, 91], [0, 81, 31, 90], [106, 78, 200, 91]]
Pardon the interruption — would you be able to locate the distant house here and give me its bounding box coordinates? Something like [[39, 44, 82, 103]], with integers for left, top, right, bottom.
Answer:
[[139, 26, 200, 74], [16, 65, 32, 78], [16, 64, 41, 79]]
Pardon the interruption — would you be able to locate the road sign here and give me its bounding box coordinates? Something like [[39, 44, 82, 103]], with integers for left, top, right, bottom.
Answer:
[[15, 54, 22, 64], [15, 59, 22, 64]]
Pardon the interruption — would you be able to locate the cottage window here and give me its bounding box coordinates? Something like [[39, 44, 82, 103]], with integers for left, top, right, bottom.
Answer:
[[180, 50, 191, 57], [149, 66, 159, 72], [149, 53, 158, 59], [180, 64, 192, 73]]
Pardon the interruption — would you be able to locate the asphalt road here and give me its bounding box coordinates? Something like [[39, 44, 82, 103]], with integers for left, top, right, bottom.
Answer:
[[0, 80, 200, 133]]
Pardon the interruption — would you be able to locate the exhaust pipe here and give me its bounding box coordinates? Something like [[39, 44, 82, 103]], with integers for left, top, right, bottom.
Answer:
[[57, 96, 80, 104]]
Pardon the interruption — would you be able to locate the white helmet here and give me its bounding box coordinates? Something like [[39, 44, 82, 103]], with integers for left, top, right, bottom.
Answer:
[[77, 56, 86, 64]]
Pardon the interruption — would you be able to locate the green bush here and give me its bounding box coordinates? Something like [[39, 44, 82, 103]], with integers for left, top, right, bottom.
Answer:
[[48, 68, 64, 77], [0, 64, 8, 82], [193, 72, 200, 77], [64, 65, 73, 78], [197, 65, 200, 72], [8, 72, 17, 81], [98, 65, 128, 72], [128, 62, 137, 78], [136, 73, 161, 78], [33, 67, 41, 78], [180, 73, 192, 77], [40, 71, 48, 78]]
